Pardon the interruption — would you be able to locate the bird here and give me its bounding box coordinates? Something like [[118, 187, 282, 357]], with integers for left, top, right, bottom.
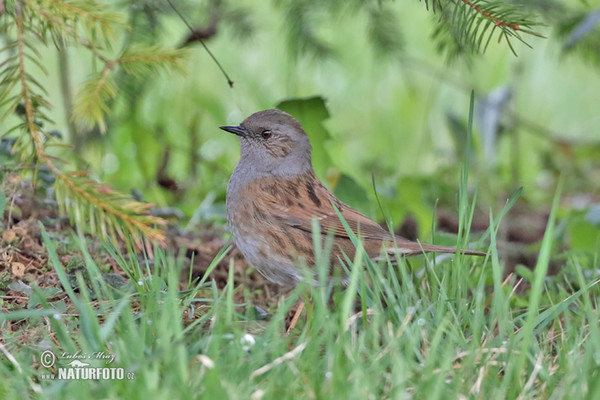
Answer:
[[221, 109, 485, 288]]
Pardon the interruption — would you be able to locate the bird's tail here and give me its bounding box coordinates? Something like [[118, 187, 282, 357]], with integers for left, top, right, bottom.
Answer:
[[385, 241, 487, 257]]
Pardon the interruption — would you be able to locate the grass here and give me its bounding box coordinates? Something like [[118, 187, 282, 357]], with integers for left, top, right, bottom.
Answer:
[[2, 94, 599, 399], [2, 1, 599, 397], [1, 184, 599, 399]]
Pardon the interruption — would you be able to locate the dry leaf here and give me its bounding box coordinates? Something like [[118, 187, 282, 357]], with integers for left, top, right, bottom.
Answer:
[[11, 262, 26, 277]]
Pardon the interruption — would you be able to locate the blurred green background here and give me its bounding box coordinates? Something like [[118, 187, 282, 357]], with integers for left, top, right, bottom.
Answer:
[[6, 0, 600, 245]]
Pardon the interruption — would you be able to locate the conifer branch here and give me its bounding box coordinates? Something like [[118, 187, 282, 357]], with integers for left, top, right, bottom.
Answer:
[[116, 45, 188, 77], [15, 1, 46, 159], [71, 45, 187, 132], [461, 0, 518, 30], [424, 0, 545, 58], [71, 66, 115, 133], [53, 172, 166, 244], [2, 0, 169, 245], [23, 0, 125, 47]]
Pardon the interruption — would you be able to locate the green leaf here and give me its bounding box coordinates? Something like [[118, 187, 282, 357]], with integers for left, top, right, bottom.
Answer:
[[0, 189, 6, 217], [332, 173, 370, 215], [28, 287, 63, 309], [394, 176, 432, 236], [515, 264, 534, 283], [567, 207, 600, 252], [276, 96, 332, 179]]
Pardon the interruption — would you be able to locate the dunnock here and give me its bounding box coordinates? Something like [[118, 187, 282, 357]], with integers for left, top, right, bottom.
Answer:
[[221, 109, 484, 286]]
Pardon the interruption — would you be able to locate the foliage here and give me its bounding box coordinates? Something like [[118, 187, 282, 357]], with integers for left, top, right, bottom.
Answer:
[[2, 0, 596, 237], [1, 192, 599, 398], [272, 0, 545, 61], [277, 96, 333, 179], [0, 4, 598, 392], [0, 0, 189, 243], [427, 0, 545, 58]]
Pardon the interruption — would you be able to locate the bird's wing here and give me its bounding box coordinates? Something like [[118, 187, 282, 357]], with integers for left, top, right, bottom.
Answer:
[[252, 174, 486, 258], [257, 174, 394, 241], [281, 203, 394, 241]]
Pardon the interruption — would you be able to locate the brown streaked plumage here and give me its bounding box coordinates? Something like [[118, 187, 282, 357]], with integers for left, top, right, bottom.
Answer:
[[221, 109, 485, 286]]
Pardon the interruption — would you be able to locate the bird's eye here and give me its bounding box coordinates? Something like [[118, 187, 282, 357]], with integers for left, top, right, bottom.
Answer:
[[261, 130, 272, 139]]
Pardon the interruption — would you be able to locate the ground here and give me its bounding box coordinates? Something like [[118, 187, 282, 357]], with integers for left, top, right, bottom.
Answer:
[[0, 178, 557, 339]]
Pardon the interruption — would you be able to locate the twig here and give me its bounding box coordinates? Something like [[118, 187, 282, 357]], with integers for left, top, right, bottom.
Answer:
[[0, 342, 23, 374], [166, 0, 233, 88], [459, 0, 545, 38], [250, 342, 307, 378], [460, 0, 520, 30], [517, 352, 544, 399]]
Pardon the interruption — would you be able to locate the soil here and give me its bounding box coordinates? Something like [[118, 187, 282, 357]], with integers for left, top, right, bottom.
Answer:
[[0, 180, 567, 337]]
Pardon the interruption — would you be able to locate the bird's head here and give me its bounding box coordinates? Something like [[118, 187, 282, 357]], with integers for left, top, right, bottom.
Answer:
[[220, 109, 313, 176]]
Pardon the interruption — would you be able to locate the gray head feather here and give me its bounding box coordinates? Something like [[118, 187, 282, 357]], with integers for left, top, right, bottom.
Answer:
[[224, 109, 314, 179]]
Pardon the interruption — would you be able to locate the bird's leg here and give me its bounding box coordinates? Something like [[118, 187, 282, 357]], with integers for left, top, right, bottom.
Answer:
[[285, 287, 315, 335], [286, 301, 304, 335]]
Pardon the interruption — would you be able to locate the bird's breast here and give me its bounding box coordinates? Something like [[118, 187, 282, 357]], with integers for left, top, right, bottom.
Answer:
[[226, 175, 311, 285]]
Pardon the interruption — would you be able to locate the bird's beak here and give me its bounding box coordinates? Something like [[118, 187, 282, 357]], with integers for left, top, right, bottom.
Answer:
[[219, 125, 248, 137]]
